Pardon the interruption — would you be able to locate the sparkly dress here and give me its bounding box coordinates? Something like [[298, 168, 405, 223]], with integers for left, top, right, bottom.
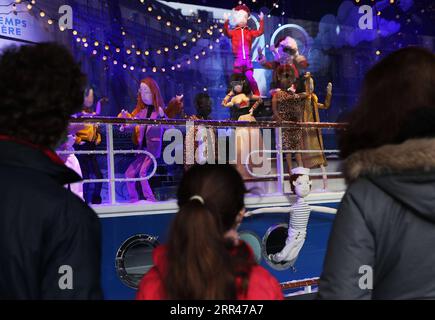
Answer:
[[274, 90, 305, 151]]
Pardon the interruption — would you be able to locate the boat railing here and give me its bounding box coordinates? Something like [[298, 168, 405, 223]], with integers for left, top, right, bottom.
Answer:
[[63, 116, 347, 204], [280, 277, 319, 298]]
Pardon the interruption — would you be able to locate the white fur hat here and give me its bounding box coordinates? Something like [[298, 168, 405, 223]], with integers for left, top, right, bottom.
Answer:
[[291, 167, 310, 175]]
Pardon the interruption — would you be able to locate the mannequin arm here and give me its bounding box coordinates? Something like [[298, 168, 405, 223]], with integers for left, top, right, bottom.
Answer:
[[310, 206, 337, 214], [222, 92, 235, 107], [223, 19, 233, 38], [251, 17, 264, 38], [245, 206, 293, 217]]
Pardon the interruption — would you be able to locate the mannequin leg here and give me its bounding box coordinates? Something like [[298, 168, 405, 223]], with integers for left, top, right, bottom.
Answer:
[[125, 156, 142, 202], [90, 153, 103, 204], [295, 153, 303, 167], [245, 69, 260, 96], [285, 153, 293, 175], [320, 164, 328, 191], [139, 155, 157, 202]]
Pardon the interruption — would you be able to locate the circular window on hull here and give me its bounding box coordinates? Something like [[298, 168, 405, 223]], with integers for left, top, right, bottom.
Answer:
[[116, 234, 159, 289], [262, 223, 293, 270], [239, 231, 262, 264]]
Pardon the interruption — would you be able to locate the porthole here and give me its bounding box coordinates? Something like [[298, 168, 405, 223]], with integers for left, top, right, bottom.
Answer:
[[239, 230, 262, 263], [262, 223, 293, 270], [115, 234, 159, 289]]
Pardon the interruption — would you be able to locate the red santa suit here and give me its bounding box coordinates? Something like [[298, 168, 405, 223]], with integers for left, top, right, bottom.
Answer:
[[224, 6, 264, 96]]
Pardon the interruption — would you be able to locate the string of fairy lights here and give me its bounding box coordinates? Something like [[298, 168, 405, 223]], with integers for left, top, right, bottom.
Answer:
[[5, 0, 284, 77], [9, 0, 284, 76], [6, 0, 425, 66], [8, 0, 225, 74]]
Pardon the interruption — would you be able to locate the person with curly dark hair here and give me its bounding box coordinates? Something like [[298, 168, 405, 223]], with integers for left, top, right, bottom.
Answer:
[[0, 43, 102, 299]]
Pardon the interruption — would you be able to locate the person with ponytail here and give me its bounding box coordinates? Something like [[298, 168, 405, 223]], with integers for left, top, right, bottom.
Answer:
[[136, 164, 283, 300]]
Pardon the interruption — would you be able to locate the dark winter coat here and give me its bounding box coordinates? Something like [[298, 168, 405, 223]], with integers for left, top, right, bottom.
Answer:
[[0, 137, 102, 299], [318, 138, 435, 299]]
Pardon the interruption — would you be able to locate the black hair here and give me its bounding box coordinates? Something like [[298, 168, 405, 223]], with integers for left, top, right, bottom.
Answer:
[[194, 93, 212, 119], [227, 73, 252, 96], [0, 43, 86, 147]]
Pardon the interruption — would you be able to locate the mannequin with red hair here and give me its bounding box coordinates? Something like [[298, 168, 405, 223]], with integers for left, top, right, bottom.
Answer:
[[119, 78, 166, 202]]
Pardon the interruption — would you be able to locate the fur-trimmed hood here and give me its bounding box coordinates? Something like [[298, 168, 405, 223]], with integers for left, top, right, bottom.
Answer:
[[345, 138, 435, 182], [344, 138, 435, 220]]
